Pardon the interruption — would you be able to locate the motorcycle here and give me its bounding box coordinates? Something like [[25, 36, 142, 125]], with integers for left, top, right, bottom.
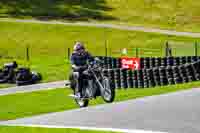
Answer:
[[69, 58, 115, 108]]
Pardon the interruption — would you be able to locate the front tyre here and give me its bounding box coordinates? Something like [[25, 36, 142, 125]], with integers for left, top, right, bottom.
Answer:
[[101, 76, 115, 103]]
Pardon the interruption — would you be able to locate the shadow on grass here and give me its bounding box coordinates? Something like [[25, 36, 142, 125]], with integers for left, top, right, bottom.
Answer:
[[0, 0, 116, 21]]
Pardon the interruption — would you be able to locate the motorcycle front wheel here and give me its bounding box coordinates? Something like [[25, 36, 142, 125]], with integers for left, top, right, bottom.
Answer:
[[101, 76, 115, 103]]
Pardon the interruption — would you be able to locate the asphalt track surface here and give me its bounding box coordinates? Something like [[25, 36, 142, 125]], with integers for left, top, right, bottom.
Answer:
[[1, 88, 200, 133], [1, 18, 200, 38], [0, 80, 67, 96]]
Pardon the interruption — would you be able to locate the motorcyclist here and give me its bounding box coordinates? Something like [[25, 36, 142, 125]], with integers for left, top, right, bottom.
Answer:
[[70, 42, 94, 98]]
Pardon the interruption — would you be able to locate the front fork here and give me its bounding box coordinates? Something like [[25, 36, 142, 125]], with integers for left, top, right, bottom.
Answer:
[[90, 70, 105, 95]]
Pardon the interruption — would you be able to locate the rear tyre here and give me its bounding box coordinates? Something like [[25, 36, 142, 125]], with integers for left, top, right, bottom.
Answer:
[[101, 76, 115, 103]]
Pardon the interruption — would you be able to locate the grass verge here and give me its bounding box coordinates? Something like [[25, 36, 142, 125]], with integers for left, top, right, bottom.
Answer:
[[0, 84, 14, 89], [0, 126, 116, 133], [0, 81, 200, 120]]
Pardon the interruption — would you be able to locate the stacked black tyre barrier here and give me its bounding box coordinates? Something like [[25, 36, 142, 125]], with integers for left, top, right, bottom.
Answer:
[[114, 68, 121, 89], [146, 69, 155, 87], [108, 69, 115, 89], [120, 68, 128, 89], [166, 66, 175, 85], [127, 69, 133, 88], [174, 57, 180, 66], [0, 61, 18, 83], [143, 69, 149, 88], [137, 70, 144, 88], [0, 61, 42, 86], [132, 70, 138, 88], [96, 56, 200, 69], [150, 57, 155, 68], [15, 68, 42, 86], [159, 66, 168, 86], [100, 56, 200, 89], [192, 62, 200, 80], [153, 67, 161, 86], [143, 57, 150, 69]]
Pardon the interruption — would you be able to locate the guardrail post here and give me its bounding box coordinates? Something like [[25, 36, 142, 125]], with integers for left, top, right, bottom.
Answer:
[[165, 41, 169, 57], [26, 45, 30, 62], [105, 42, 108, 57], [195, 42, 198, 56], [109, 48, 111, 56], [136, 48, 139, 57], [67, 48, 71, 60]]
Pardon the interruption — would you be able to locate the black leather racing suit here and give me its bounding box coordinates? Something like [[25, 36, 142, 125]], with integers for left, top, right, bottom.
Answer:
[[70, 51, 94, 95]]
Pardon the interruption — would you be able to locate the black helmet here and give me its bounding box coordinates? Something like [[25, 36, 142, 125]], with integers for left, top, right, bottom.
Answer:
[[73, 42, 85, 51], [3, 61, 17, 68]]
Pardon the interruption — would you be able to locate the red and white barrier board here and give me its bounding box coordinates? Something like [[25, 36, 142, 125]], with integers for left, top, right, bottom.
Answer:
[[121, 57, 140, 70]]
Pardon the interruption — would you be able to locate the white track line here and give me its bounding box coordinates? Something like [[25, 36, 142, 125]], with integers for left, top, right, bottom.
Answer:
[[2, 124, 168, 133]]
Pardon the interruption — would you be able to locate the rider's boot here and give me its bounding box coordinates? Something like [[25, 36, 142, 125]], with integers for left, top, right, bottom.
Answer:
[[75, 92, 81, 98], [76, 80, 83, 98]]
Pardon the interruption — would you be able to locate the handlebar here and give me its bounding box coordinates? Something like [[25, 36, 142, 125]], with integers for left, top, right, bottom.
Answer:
[[88, 58, 103, 71]]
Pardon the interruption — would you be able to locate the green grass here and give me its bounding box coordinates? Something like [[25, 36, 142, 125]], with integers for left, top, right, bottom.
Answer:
[[0, 84, 14, 89], [1, 21, 200, 83], [1, 81, 200, 120], [1, 0, 200, 32], [0, 126, 117, 133]]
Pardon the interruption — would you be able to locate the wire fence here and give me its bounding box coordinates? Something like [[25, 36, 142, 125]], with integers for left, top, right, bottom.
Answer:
[[1, 41, 200, 63], [108, 41, 200, 58], [1, 22, 200, 65], [0, 23, 200, 65], [168, 41, 199, 56]]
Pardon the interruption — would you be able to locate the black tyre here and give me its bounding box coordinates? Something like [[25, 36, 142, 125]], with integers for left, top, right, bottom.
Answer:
[[150, 57, 155, 68], [127, 69, 133, 88], [174, 57, 180, 66], [161, 57, 167, 67], [155, 57, 161, 67], [114, 69, 121, 89], [31, 72, 42, 83], [120, 68, 128, 89]]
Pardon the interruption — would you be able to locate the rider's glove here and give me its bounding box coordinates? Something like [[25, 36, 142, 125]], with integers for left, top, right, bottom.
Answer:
[[72, 65, 88, 72]]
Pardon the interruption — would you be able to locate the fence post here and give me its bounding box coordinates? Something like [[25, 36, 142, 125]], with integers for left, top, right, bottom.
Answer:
[[67, 48, 71, 60], [136, 48, 139, 57], [105, 41, 108, 57], [195, 42, 198, 56], [103, 27, 108, 57], [109, 48, 111, 56], [165, 41, 169, 57], [26, 45, 30, 62]]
